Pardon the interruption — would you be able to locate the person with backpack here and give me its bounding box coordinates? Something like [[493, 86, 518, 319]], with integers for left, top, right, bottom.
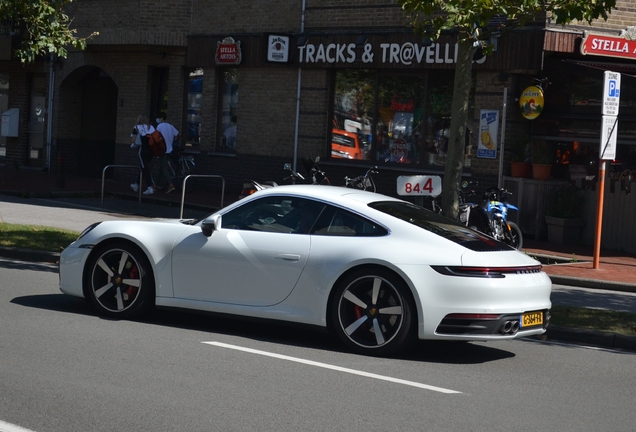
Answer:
[[154, 112, 180, 194], [130, 114, 156, 195]]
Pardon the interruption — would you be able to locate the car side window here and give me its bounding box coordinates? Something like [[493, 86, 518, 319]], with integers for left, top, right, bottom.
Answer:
[[313, 205, 387, 237], [221, 196, 325, 234]]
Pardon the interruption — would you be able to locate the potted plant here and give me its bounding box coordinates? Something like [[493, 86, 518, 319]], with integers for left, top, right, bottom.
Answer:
[[509, 135, 532, 178], [532, 139, 554, 180], [544, 184, 586, 244]]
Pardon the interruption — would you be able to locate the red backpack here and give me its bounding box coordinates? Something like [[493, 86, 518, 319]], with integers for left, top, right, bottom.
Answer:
[[148, 130, 166, 156]]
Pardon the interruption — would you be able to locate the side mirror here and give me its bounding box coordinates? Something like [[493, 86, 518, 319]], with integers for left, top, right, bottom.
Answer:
[[201, 215, 221, 237]]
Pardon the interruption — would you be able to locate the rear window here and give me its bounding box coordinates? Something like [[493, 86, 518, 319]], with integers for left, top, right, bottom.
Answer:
[[369, 201, 512, 252], [313, 205, 387, 237], [332, 133, 356, 148]]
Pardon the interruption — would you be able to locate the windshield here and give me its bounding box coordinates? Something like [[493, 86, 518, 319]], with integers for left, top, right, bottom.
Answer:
[[369, 201, 512, 252]]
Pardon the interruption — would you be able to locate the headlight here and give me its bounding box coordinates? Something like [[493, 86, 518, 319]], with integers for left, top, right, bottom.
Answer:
[[76, 222, 102, 241]]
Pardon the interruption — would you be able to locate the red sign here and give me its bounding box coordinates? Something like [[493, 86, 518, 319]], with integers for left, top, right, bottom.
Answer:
[[581, 32, 636, 60], [216, 37, 242, 65], [391, 99, 414, 112]]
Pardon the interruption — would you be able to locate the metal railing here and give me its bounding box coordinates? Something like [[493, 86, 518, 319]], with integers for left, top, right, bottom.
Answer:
[[101, 165, 142, 205], [179, 174, 225, 219]]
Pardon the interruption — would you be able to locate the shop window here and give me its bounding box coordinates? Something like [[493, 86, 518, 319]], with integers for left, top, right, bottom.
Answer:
[[332, 69, 374, 160], [0, 74, 7, 160], [331, 70, 453, 166], [185, 69, 203, 147], [218, 68, 238, 152]]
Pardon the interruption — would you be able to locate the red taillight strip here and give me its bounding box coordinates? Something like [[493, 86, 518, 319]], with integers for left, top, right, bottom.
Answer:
[[444, 313, 501, 320], [431, 265, 542, 278]]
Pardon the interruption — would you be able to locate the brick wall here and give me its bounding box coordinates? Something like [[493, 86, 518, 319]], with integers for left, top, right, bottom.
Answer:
[[551, 0, 636, 32], [6, 0, 632, 187]]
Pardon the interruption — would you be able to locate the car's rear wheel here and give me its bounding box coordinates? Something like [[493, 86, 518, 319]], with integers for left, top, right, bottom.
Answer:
[[331, 268, 415, 356], [85, 242, 155, 319]]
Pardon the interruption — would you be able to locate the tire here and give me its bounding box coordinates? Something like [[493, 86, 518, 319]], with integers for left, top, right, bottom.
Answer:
[[330, 268, 415, 356], [177, 157, 196, 193], [85, 242, 155, 319], [507, 221, 523, 250]]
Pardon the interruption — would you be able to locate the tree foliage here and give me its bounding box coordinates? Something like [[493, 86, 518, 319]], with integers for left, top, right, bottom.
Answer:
[[398, 0, 616, 219], [0, 0, 96, 63]]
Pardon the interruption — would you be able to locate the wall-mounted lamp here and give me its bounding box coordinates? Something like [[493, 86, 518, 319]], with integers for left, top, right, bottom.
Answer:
[[296, 36, 308, 47], [355, 35, 368, 46]]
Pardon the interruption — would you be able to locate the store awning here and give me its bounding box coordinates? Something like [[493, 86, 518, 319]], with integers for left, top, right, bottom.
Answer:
[[563, 59, 636, 78]]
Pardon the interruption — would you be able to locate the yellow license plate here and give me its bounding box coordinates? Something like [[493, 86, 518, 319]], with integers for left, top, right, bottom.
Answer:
[[521, 311, 543, 327]]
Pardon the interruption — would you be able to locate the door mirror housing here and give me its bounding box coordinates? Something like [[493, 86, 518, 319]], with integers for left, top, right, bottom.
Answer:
[[201, 215, 221, 237]]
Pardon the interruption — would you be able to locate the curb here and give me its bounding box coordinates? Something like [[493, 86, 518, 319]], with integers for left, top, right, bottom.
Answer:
[[545, 325, 636, 352], [0, 246, 60, 264], [548, 274, 636, 293], [0, 189, 97, 199]]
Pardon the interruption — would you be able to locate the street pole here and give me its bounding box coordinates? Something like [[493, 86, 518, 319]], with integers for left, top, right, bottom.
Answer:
[[593, 160, 605, 269], [594, 70, 620, 268], [497, 86, 507, 188]]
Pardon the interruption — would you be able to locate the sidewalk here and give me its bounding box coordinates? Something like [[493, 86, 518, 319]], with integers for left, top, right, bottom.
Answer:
[[2, 166, 636, 291], [1, 166, 636, 351]]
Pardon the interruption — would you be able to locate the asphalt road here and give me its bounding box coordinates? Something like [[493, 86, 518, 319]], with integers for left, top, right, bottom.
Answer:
[[3, 194, 636, 315], [2, 262, 636, 432]]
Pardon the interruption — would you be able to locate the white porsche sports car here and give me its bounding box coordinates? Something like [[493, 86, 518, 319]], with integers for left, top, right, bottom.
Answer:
[[59, 185, 551, 355]]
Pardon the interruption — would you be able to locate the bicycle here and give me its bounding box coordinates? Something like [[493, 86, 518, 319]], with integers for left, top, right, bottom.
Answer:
[[169, 151, 196, 192], [344, 167, 378, 192], [153, 150, 197, 193]]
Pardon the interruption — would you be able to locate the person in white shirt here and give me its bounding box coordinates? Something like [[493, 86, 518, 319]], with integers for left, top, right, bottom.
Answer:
[[129, 114, 156, 195], [155, 112, 180, 193]]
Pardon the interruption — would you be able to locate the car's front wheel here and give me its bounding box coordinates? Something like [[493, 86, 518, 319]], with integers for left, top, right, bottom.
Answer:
[[331, 269, 415, 356], [85, 242, 155, 319]]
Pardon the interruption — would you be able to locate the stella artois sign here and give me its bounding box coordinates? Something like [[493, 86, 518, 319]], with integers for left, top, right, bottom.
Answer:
[[581, 29, 636, 60], [216, 37, 242, 65]]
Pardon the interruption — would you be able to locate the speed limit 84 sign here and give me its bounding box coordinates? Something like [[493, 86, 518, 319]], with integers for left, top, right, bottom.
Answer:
[[397, 175, 442, 196]]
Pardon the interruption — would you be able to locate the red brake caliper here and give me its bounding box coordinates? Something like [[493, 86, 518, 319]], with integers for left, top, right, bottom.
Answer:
[[124, 264, 139, 300]]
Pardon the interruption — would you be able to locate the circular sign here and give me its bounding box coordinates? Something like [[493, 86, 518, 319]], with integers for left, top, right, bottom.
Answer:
[[390, 138, 410, 163], [519, 85, 544, 120]]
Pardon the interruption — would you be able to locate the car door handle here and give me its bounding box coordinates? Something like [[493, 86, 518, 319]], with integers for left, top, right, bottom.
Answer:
[[276, 254, 301, 261]]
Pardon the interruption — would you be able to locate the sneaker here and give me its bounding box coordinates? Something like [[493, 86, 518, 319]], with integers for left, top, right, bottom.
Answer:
[[165, 184, 176, 194], [130, 183, 139, 192], [143, 186, 154, 195]]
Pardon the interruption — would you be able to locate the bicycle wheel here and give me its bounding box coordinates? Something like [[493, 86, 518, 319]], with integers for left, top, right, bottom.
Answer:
[[179, 156, 196, 193], [149, 157, 167, 190], [507, 221, 523, 250]]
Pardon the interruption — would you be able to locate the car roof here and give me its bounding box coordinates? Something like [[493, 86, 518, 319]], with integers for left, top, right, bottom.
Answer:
[[252, 184, 401, 206]]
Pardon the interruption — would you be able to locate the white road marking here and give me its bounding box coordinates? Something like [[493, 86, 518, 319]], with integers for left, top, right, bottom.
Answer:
[[0, 420, 37, 432], [203, 341, 461, 394]]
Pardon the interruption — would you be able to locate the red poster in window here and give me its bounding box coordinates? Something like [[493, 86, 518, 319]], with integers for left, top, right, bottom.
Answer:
[[216, 37, 242, 65]]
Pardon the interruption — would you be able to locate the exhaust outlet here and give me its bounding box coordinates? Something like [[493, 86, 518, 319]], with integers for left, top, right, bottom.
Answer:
[[511, 321, 520, 334], [501, 321, 512, 334]]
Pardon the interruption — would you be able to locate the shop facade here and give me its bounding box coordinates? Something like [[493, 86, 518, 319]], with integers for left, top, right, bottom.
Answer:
[[1, 1, 635, 250]]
